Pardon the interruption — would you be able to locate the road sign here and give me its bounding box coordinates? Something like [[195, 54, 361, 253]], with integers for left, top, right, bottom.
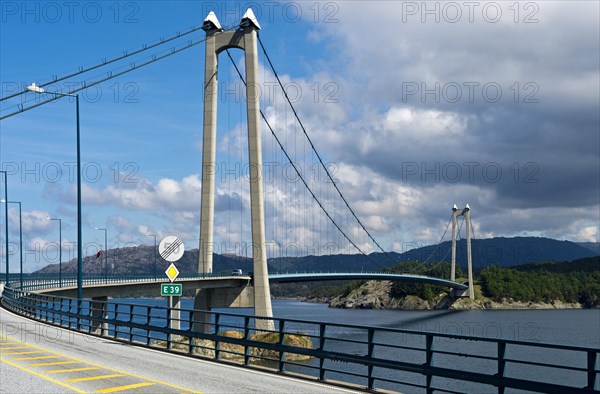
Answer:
[[159, 236, 184, 262], [165, 263, 180, 282], [161, 283, 182, 297]]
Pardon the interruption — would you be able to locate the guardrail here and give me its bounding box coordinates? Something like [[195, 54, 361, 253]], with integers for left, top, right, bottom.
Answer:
[[2, 273, 249, 292], [3, 270, 464, 292], [2, 286, 598, 393]]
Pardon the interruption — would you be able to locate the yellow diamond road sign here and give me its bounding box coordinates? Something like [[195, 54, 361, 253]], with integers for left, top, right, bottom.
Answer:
[[165, 263, 180, 283]]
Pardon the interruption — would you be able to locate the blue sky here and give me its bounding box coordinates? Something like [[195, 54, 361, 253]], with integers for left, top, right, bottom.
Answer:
[[1, 1, 599, 273]]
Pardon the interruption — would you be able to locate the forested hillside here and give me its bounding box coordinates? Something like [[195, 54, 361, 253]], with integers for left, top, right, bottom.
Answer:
[[480, 256, 600, 307]]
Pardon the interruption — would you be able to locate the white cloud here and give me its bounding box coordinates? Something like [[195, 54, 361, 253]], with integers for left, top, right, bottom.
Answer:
[[383, 107, 468, 138], [577, 226, 598, 243], [7, 208, 53, 238], [80, 174, 202, 212]]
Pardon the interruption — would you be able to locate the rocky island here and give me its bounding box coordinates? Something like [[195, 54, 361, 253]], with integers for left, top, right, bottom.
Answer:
[[328, 280, 584, 310]]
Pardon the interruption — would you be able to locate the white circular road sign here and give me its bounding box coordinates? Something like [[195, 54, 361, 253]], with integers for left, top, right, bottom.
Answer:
[[159, 236, 185, 262]]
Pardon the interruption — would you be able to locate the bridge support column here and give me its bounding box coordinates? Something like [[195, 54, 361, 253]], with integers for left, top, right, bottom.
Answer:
[[90, 296, 108, 336], [464, 208, 474, 299], [168, 295, 181, 344], [192, 286, 255, 334], [451, 207, 459, 282], [450, 204, 474, 299], [192, 289, 213, 334], [244, 16, 274, 332], [198, 13, 218, 277]]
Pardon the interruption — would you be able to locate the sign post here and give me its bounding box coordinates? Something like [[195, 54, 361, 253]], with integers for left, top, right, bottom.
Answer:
[[159, 236, 184, 341]]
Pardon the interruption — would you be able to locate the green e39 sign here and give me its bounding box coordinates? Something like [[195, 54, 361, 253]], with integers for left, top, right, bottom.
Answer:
[[161, 283, 182, 296]]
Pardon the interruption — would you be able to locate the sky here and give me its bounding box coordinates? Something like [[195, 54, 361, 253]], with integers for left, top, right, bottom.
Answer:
[[0, 1, 598, 273]]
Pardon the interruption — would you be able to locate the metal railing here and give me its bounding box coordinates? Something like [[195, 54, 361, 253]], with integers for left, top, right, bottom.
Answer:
[[1, 286, 598, 393], [4, 271, 466, 292], [4, 273, 249, 291]]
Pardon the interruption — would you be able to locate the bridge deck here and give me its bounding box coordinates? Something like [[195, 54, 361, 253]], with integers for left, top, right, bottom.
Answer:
[[4, 272, 468, 295], [269, 272, 469, 289]]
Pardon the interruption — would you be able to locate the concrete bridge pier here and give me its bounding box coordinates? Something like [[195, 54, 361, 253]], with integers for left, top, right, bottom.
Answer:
[[192, 286, 255, 334], [192, 289, 213, 334], [90, 296, 108, 335]]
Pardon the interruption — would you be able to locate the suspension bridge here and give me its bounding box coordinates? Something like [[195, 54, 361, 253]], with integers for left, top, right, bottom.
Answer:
[[2, 8, 595, 394], [0, 8, 473, 320]]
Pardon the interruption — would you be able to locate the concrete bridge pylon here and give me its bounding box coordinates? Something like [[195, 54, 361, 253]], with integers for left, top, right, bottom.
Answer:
[[197, 9, 274, 331], [451, 204, 475, 299]]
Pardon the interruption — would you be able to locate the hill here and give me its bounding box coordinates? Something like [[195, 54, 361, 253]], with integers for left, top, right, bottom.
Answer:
[[578, 242, 600, 254], [328, 256, 600, 310], [398, 237, 597, 268], [35, 246, 254, 276], [479, 256, 600, 307], [34, 236, 598, 275], [512, 256, 600, 273], [268, 237, 597, 271]]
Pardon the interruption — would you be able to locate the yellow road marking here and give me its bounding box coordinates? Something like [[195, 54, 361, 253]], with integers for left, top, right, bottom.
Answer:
[[0, 357, 86, 393], [47, 367, 102, 374], [65, 373, 126, 382], [29, 361, 78, 367], [95, 382, 156, 393], [2, 335, 202, 393], [0, 346, 31, 350], [3, 350, 44, 355], [12, 355, 59, 361]]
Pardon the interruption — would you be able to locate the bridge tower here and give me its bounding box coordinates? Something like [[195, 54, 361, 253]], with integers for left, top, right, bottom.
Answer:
[[197, 9, 274, 330], [451, 204, 474, 299]]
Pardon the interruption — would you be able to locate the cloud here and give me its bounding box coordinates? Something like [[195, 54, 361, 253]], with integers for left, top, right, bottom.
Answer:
[[7, 208, 52, 236], [577, 226, 598, 243], [253, 1, 600, 245], [17, 2, 598, 263], [66, 174, 204, 212]]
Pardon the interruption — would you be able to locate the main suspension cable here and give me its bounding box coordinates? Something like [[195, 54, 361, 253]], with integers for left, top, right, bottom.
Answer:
[[0, 26, 238, 121], [0, 25, 206, 103]]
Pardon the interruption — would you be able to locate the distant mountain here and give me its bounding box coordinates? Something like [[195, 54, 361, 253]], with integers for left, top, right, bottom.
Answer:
[[578, 242, 600, 255], [268, 252, 402, 273], [271, 237, 598, 271], [34, 246, 254, 276], [34, 237, 598, 275], [398, 237, 598, 269]]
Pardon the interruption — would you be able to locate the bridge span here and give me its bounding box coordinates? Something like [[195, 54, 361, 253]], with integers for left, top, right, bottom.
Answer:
[[7, 271, 468, 293], [34, 276, 251, 300], [270, 272, 468, 289]]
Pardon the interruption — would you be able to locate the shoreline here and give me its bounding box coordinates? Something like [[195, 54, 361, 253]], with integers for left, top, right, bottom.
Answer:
[[110, 296, 592, 311], [274, 295, 587, 310]]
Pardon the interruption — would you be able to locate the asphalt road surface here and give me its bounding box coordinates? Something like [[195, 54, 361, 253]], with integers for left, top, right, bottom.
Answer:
[[0, 306, 360, 393]]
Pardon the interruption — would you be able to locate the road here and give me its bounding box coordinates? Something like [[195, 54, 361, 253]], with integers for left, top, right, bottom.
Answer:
[[0, 306, 359, 393]]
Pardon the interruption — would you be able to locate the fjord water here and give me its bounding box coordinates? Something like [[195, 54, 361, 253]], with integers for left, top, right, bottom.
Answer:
[[270, 300, 600, 392], [270, 300, 599, 346], [117, 299, 599, 392]]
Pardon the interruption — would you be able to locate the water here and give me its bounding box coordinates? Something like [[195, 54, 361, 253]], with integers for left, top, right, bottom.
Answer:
[[270, 301, 600, 348], [271, 301, 600, 392], [110, 298, 599, 392]]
